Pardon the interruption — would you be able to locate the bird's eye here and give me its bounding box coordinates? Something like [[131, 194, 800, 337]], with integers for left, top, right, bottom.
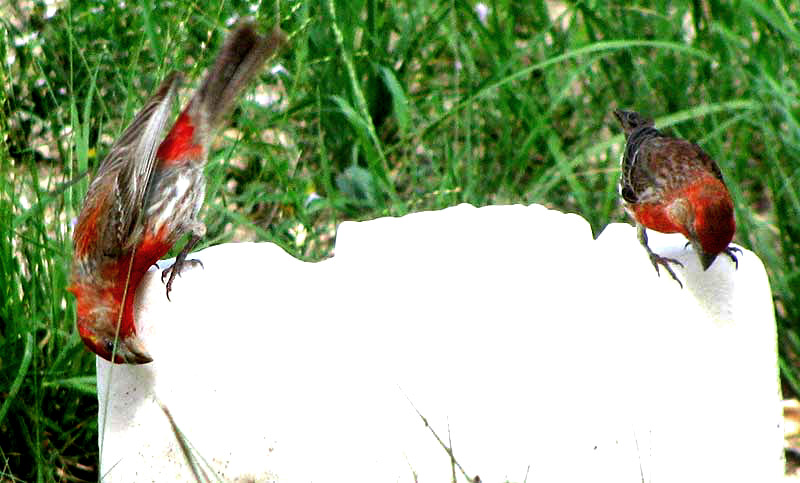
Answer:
[[621, 186, 637, 203]]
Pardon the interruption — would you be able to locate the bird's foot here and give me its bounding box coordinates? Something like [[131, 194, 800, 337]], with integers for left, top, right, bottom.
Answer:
[[649, 253, 684, 288], [161, 258, 204, 301], [723, 246, 742, 269], [161, 230, 205, 301]]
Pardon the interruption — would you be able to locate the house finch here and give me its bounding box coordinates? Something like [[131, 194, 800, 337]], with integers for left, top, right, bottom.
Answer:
[[69, 22, 286, 363], [614, 109, 740, 288]]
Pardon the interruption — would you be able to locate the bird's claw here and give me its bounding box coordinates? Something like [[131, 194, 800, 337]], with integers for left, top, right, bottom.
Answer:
[[160, 231, 205, 301], [723, 246, 742, 269], [649, 254, 684, 288], [161, 258, 204, 301]]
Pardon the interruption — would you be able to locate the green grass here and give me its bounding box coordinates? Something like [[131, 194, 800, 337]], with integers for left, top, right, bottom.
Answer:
[[2, 0, 799, 480]]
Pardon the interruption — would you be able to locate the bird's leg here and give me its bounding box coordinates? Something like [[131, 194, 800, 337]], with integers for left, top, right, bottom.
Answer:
[[637, 224, 684, 288], [161, 222, 206, 301], [722, 246, 742, 269]]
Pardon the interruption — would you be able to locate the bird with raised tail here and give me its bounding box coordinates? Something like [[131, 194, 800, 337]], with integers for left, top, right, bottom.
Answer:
[[69, 21, 287, 363]]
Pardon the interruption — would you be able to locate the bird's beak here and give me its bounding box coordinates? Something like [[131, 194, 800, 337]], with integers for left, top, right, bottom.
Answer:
[[82, 333, 153, 364], [115, 337, 154, 364], [699, 250, 718, 271], [689, 238, 718, 271]]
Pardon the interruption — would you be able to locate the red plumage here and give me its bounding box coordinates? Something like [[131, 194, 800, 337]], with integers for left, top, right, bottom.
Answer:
[[614, 109, 739, 287], [69, 22, 286, 363]]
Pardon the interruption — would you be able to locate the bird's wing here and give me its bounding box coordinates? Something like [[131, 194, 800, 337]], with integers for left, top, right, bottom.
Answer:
[[106, 73, 182, 251], [73, 73, 182, 259], [631, 137, 724, 204], [619, 126, 662, 203], [115, 72, 182, 242], [691, 142, 725, 182]]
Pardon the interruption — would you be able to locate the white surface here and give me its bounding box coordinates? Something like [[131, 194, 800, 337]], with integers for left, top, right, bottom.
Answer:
[[97, 203, 783, 482]]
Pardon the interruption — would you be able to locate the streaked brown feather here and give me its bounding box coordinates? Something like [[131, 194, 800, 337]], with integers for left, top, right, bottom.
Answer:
[[74, 72, 182, 262], [616, 110, 726, 205]]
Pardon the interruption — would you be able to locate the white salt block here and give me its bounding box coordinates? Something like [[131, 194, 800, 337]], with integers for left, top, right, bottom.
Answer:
[[593, 223, 784, 482], [96, 203, 783, 482]]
